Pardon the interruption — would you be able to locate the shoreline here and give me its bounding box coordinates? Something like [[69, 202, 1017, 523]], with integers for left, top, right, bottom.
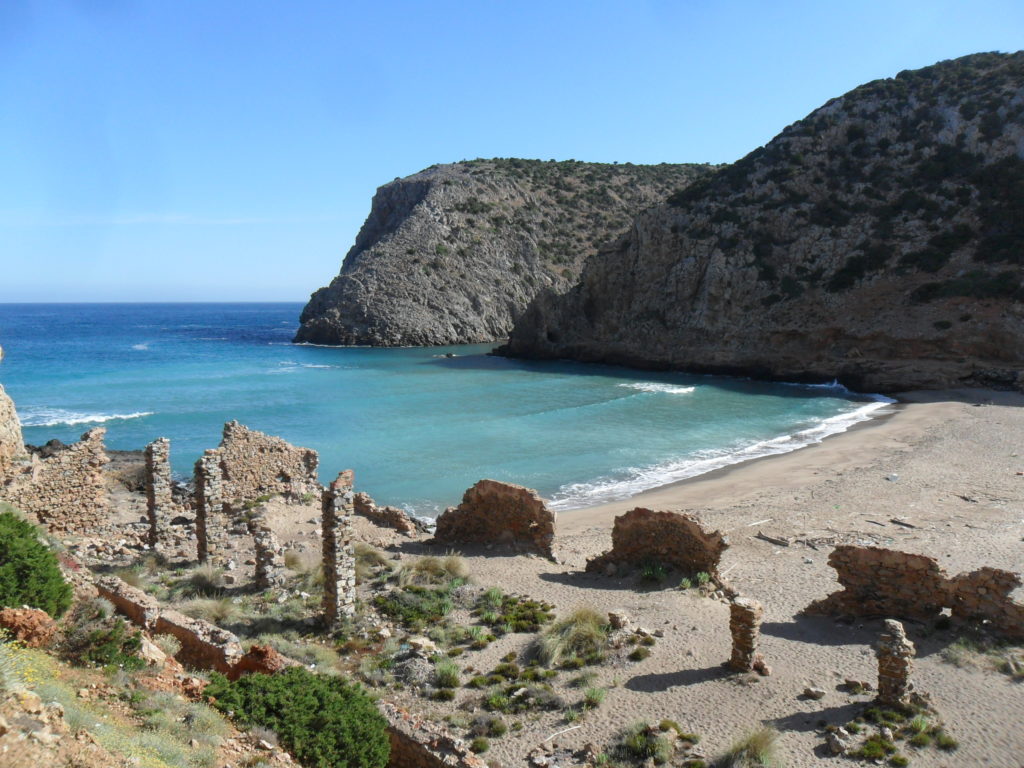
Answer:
[[556, 389, 1006, 535]]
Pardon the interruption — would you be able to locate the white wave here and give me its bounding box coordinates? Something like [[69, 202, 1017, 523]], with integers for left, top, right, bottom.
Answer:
[[268, 361, 340, 374], [131, 343, 150, 351], [20, 408, 154, 428], [548, 397, 895, 510], [619, 382, 696, 395]]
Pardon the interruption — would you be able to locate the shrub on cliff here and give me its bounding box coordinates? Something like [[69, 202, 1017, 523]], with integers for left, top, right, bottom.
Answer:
[[0, 509, 72, 618], [204, 666, 389, 768]]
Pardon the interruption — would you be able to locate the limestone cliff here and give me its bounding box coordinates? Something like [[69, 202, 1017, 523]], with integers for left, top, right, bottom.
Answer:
[[0, 347, 25, 472], [501, 53, 1024, 393], [295, 159, 713, 346]]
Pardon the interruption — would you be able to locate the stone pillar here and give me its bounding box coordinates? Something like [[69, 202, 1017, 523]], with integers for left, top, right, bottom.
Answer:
[[322, 470, 356, 627], [195, 450, 226, 564], [876, 619, 915, 705], [728, 596, 764, 671], [144, 438, 174, 553], [246, 505, 285, 590]]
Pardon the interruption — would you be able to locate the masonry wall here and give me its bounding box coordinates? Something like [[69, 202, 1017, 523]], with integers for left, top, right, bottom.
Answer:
[[586, 508, 729, 577], [806, 545, 1024, 641], [434, 479, 555, 558], [214, 421, 319, 504], [3, 428, 110, 532], [380, 703, 488, 768]]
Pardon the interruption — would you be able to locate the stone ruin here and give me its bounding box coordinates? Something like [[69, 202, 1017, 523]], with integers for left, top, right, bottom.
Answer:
[[215, 420, 319, 503], [728, 596, 767, 674], [876, 619, 915, 706], [434, 479, 556, 558], [806, 545, 1024, 641], [354, 491, 420, 536], [144, 437, 176, 553], [586, 508, 729, 577], [245, 504, 286, 589], [2, 427, 110, 532], [194, 449, 226, 564], [322, 470, 357, 627]]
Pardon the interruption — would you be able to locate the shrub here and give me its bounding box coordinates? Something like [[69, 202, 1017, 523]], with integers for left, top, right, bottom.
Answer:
[[397, 554, 467, 587], [0, 510, 72, 617], [583, 687, 606, 709], [628, 647, 651, 662], [473, 590, 554, 633], [617, 723, 672, 765], [373, 585, 456, 630], [174, 564, 224, 598], [205, 667, 389, 768], [536, 607, 608, 667], [434, 659, 460, 689], [640, 561, 668, 584], [718, 728, 781, 767], [81, 619, 145, 671], [469, 737, 489, 754]]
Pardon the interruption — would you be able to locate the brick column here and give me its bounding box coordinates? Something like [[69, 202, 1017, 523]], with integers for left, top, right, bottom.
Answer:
[[876, 619, 915, 705], [195, 450, 226, 564], [729, 596, 765, 671], [144, 438, 174, 553], [322, 470, 356, 627]]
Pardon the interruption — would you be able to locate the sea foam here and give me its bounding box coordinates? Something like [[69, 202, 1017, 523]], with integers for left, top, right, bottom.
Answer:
[[619, 382, 696, 395], [19, 408, 155, 428]]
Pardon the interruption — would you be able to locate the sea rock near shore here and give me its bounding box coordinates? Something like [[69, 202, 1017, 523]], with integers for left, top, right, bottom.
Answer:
[[295, 159, 713, 346], [500, 53, 1024, 393]]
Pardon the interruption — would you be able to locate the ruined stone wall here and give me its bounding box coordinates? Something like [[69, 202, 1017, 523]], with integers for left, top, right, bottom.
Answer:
[[194, 450, 226, 564], [3, 428, 109, 532], [144, 438, 175, 552], [0, 383, 24, 477], [434, 479, 555, 558], [246, 505, 285, 590], [807, 545, 1024, 641], [380, 702, 488, 768], [322, 471, 356, 627], [586, 508, 728, 577], [96, 575, 243, 674], [354, 491, 419, 536], [214, 421, 319, 504]]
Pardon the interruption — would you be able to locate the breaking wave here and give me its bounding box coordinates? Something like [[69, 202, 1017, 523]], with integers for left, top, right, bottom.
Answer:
[[19, 408, 154, 428], [619, 382, 696, 395], [548, 393, 895, 510]]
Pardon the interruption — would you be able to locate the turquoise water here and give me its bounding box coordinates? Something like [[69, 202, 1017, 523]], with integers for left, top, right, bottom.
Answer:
[[0, 303, 891, 516]]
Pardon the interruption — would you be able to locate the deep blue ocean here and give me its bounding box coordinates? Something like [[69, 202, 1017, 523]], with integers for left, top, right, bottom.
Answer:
[[0, 303, 892, 516]]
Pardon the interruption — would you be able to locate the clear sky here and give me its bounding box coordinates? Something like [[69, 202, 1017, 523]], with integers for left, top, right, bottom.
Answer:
[[1, 0, 1021, 302]]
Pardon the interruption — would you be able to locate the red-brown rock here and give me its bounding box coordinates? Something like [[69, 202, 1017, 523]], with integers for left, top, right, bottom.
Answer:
[[0, 607, 58, 648], [228, 644, 300, 681]]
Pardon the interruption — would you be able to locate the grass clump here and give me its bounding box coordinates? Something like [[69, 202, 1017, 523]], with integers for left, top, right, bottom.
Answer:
[[717, 728, 781, 767], [434, 659, 460, 689], [536, 607, 608, 667], [583, 686, 606, 709], [473, 589, 554, 633], [628, 646, 651, 662], [372, 585, 457, 631], [0, 509, 73, 617], [852, 734, 897, 760], [397, 553, 467, 587], [205, 666, 390, 768], [640, 561, 668, 584], [616, 722, 673, 765], [469, 737, 489, 754], [172, 564, 225, 599], [354, 543, 391, 584]]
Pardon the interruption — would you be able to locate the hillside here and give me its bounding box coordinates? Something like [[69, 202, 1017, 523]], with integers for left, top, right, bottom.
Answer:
[[500, 52, 1024, 392], [295, 159, 713, 346]]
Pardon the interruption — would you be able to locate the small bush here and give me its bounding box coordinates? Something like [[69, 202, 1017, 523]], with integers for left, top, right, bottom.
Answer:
[[373, 585, 456, 630], [0, 510, 73, 617], [536, 607, 608, 667], [469, 737, 489, 754], [153, 634, 182, 658], [473, 590, 554, 633], [81, 619, 146, 671], [617, 723, 672, 765], [640, 561, 668, 584], [354, 544, 391, 584], [434, 659, 460, 689], [174, 565, 224, 599], [205, 666, 389, 768], [397, 554, 467, 587], [583, 687, 606, 708], [628, 647, 651, 662]]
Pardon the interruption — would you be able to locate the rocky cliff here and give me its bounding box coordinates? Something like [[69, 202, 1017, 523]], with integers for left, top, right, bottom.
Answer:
[[500, 53, 1024, 393], [0, 347, 25, 473], [295, 159, 713, 346]]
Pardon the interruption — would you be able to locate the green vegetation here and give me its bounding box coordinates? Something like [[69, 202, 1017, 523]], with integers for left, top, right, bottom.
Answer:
[[205, 666, 389, 768], [616, 722, 673, 765], [474, 588, 554, 633], [717, 728, 781, 767], [536, 607, 608, 667], [0, 509, 73, 617]]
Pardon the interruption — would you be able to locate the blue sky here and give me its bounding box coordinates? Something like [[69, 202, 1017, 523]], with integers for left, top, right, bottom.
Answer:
[[1, 1, 1021, 302]]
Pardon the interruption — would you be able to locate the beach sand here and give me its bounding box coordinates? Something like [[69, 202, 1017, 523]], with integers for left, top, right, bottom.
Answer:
[[260, 388, 1024, 766]]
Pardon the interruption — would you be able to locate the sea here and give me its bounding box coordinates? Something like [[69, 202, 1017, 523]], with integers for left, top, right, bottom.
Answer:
[[0, 303, 894, 516]]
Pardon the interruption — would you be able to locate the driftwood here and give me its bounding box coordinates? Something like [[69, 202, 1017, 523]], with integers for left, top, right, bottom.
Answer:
[[754, 531, 790, 547]]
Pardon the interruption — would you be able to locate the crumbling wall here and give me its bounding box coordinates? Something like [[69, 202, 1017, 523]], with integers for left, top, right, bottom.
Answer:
[[246, 505, 285, 590], [3, 428, 109, 532], [354, 491, 419, 536], [144, 438, 175, 553], [0, 382, 24, 477], [214, 420, 319, 504], [380, 702, 488, 768], [434, 479, 555, 558], [876, 619, 915, 706], [807, 545, 1024, 640], [586, 508, 728, 577], [96, 576, 161, 630], [728, 597, 765, 672], [322, 470, 356, 627], [194, 450, 226, 564]]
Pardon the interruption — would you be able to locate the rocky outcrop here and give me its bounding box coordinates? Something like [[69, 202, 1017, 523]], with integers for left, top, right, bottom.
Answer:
[[586, 508, 728, 577], [296, 159, 713, 346], [502, 53, 1024, 393], [806, 545, 1024, 640], [228, 644, 301, 681], [434, 479, 555, 558], [0, 608, 58, 648], [0, 385, 24, 475]]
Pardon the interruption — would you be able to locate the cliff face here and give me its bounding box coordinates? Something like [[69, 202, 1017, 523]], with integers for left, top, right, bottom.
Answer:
[[295, 159, 713, 346], [0, 384, 24, 472], [501, 53, 1024, 393]]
